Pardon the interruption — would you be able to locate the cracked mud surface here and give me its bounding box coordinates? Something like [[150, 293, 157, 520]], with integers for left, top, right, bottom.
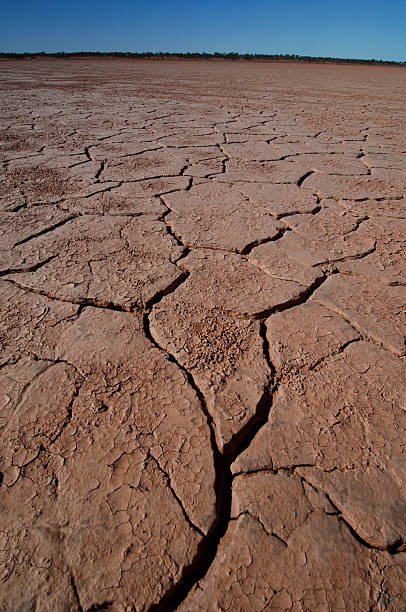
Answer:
[[0, 59, 405, 611]]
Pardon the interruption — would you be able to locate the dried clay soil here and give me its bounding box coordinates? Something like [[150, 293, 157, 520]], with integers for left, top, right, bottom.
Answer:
[[0, 58, 405, 611]]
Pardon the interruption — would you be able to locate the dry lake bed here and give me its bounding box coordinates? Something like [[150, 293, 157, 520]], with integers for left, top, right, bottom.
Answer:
[[0, 58, 405, 611]]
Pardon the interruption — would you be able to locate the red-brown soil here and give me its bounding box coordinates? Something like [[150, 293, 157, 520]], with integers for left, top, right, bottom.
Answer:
[[0, 58, 405, 611]]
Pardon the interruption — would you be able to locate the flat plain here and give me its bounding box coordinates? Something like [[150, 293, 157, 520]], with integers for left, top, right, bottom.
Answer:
[[0, 58, 405, 611]]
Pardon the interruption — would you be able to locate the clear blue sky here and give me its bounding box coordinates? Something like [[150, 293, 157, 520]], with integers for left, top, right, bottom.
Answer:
[[1, 0, 405, 61]]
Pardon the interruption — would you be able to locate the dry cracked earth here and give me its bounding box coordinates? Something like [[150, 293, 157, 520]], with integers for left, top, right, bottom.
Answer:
[[0, 58, 405, 611]]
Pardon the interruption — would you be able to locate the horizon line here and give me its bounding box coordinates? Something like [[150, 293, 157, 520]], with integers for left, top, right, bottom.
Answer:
[[0, 51, 405, 65]]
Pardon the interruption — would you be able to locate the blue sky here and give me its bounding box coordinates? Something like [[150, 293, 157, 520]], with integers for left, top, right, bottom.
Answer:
[[1, 0, 405, 61]]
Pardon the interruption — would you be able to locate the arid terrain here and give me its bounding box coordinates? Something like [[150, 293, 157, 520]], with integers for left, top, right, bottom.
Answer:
[[0, 58, 405, 611]]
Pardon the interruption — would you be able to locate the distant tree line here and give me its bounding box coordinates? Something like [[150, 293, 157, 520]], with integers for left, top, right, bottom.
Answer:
[[0, 51, 404, 65]]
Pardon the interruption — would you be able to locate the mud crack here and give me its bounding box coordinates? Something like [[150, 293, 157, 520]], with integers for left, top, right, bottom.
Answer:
[[146, 310, 280, 611]]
